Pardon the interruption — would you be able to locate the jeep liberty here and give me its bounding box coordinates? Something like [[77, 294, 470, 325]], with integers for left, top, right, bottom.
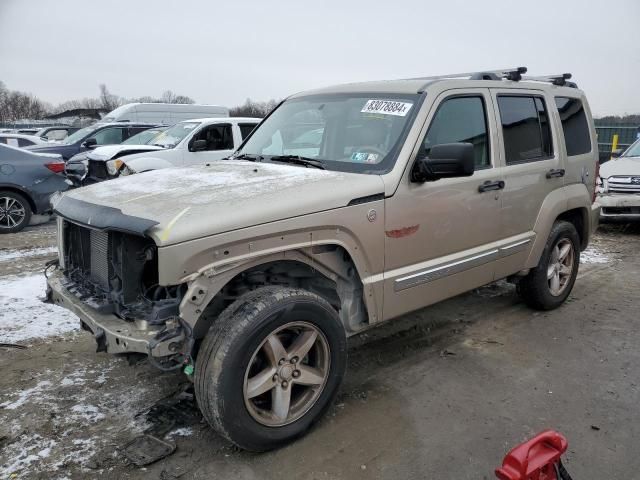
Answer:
[[46, 67, 600, 451]]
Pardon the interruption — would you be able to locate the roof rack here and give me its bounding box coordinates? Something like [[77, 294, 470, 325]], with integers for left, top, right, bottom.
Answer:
[[413, 67, 527, 92], [521, 73, 577, 88], [412, 67, 577, 91]]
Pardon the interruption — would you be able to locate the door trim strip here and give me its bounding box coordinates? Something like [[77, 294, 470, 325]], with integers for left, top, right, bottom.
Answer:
[[394, 249, 499, 292], [499, 238, 531, 256]]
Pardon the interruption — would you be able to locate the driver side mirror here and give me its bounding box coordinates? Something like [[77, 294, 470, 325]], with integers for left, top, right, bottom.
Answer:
[[191, 139, 207, 152], [411, 142, 475, 182], [82, 137, 97, 149]]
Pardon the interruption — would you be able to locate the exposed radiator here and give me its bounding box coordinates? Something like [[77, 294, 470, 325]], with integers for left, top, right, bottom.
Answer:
[[90, 230, 110, 290]]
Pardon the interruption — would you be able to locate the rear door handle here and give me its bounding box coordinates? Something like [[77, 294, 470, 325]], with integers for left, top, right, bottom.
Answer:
[[478, 180, 505, 193], [546, 168, 565, 179]]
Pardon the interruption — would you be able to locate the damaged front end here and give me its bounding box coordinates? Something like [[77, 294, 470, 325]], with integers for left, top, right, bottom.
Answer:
[[46, 197, 194, 370]]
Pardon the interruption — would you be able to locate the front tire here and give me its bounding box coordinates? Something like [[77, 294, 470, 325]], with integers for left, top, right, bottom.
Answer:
[[194, 286, 347, 451], [519, 221, 580, 310], [0, 191, 32, 234]]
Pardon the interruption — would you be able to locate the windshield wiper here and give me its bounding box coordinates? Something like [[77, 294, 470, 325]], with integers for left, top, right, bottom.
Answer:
[[228, 153, 264, 162], [269, 155, 325, 169]]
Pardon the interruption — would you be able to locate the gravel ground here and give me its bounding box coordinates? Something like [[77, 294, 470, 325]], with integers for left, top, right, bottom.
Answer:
[[0, 220, 638, 479]]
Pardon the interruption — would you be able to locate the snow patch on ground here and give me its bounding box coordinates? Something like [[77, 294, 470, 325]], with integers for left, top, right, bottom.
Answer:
[[0, 246, 57, 262], [167, 427, 194, 438], [581, 245, 610, 264], [0, 434, 57, 475], [0, 274, 79, 343], [70, 404, 106, 423], [0, 381, 52, 410], [0, 358, 152, 477]]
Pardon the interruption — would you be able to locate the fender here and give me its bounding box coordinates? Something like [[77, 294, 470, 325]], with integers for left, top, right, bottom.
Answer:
[[524, 183, 591, 268]]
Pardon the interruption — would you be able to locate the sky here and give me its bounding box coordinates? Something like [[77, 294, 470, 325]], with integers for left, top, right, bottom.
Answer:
[[1, 0, 639, 116]]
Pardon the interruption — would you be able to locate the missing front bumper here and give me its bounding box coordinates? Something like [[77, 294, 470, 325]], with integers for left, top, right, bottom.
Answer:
[[46, 269, 185, 358]]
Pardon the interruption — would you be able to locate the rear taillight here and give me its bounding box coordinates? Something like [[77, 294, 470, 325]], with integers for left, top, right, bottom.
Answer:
[[593, 160, 600, 203], [45, 162, 65, 174]]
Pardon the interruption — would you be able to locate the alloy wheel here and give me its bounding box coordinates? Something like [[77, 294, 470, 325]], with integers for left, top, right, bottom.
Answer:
[[547, 238, 575, 296], [243, 321, 330, 427], [0, 196, 26, 230]]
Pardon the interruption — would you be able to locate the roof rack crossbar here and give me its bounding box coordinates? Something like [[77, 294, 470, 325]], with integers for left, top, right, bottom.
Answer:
[[521, 73, 574, 87], [414, 67, 527, 92]]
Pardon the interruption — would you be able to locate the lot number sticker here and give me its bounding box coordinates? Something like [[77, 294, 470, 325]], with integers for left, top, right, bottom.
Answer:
[[361, 100, 413, 117]]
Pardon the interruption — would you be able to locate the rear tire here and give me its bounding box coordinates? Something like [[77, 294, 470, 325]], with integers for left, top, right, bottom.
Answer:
[[0, 191, 32, 234], [519, 221, 580, 310], [194, 286, 347, 452]]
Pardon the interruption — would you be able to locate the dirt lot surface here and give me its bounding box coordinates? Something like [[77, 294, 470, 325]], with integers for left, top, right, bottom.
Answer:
[[1, 221, 639, 479]]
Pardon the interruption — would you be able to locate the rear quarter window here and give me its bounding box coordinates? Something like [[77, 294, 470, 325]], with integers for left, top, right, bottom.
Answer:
[[554, 97, 592, 156]]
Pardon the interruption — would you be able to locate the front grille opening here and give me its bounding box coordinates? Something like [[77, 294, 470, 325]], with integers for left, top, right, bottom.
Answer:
[[62, 221, 184, 323], [603, 206, 640, 215]]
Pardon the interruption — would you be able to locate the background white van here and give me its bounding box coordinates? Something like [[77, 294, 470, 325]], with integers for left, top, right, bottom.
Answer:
[[101, 103, 229, 125]]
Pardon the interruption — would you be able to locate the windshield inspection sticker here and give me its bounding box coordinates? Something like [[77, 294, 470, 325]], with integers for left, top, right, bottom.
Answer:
[[351, 152, 379, 163], [361, 100, 413, 117]]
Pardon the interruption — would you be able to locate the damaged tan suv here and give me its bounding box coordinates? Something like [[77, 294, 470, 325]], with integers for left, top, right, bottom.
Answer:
[[47, 67, 600, 451]]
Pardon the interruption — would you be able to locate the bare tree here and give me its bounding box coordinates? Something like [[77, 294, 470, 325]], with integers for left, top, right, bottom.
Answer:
[[99, 84, 122, 111], [0, 81, 51, 122], [230, 98, 278, 118], [160, 90, 195, 104]]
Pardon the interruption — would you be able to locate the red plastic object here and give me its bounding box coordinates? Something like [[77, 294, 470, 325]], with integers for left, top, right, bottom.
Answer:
[[496, 430, 568, 480]]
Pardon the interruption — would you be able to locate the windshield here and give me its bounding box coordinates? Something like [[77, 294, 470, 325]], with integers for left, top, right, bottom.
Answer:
[[236, 93, 421, 174], [622, 139, 640, 158], [122, 128, 166, 145], [151, 121, 200, 148], [61, 124, 100, 145]]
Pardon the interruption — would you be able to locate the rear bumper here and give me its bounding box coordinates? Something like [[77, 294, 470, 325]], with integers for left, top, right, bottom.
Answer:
[[46, 269, 183, 357], [598, 193, 640, 220]]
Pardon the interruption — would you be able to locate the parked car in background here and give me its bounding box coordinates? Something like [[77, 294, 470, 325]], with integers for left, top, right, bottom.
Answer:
[[101, 103, 229, 124], [47, 68, 599, 451], [35, 126, 80, 142], [597, 138, 640, 221], [65, 126, 167, 186], [25, 122, 164, 160], [16, 128, 40, 135], [86, 117, 260, 182], [0, 133, 49, 148], [0, 144, 68, 233]]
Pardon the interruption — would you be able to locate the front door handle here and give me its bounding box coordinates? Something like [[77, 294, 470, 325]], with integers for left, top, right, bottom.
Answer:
[[546, 168, 565, 179], [478, 180, 505, 193]]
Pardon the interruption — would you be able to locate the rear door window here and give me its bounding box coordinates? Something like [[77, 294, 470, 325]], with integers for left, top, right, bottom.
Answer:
[[18, 138, 36, 147], [497, 96, 553, 164], [554, 97, 591, 156]]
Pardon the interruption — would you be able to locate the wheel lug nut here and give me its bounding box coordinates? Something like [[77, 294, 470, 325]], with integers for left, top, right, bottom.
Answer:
[[278, 358, 285, 365], [292, 370, 300, 378], [272, 374, 278, 382], [282, 381, 288, 388], [291, 356, 298, 364]]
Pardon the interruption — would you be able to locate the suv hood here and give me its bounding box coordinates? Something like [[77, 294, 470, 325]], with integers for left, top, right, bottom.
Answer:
[[87, 144, 164, 161], [55, 160, 385, 246], [600, 157, 640, 178]]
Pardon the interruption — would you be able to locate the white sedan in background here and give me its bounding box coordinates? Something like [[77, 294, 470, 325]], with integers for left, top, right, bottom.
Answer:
[[0, 133, 49, 148]]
